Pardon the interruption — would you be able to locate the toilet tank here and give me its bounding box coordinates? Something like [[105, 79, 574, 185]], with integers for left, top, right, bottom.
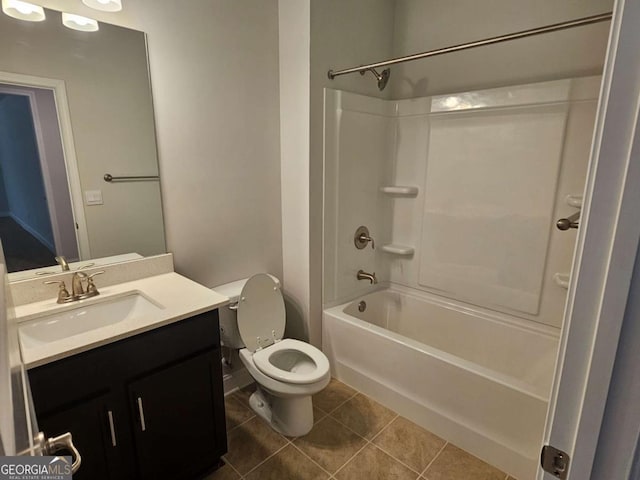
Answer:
[[212, 275, 281, 349]]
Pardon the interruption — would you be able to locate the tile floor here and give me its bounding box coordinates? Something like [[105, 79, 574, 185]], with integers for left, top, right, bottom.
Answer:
[[205, 378, 517, 480]]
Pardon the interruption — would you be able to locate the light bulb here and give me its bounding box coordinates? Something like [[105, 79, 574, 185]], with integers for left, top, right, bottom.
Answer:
[[2, 0, 45, 21], [62, 12, 99, 32], [81, 0, 122, 12]]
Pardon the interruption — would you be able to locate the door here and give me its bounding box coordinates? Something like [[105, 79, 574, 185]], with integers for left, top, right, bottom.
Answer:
[[0, 241, 35, 455], [128, 351, 226, 480], [539, 0, 640, 478]]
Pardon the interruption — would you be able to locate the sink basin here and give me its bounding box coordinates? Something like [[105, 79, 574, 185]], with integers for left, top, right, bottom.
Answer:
[[19, 292, 163, 348]]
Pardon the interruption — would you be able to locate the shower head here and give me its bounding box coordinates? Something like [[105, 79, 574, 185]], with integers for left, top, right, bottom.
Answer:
[[360, 67, 391, 91], [376, 68, 390, 91]]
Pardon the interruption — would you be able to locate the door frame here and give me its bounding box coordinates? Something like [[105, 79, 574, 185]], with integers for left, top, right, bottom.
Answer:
[[540, 0, 640, 478], [0, 71, 90, 261]]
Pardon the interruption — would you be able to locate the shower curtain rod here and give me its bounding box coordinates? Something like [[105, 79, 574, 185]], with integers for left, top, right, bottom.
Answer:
[[327, 12, 613, 80]]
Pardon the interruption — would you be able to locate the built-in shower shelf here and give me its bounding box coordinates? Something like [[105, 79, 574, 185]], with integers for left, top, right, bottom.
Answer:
[[565, 195, 583, 208], [381, 244, 415, 256], [554, 273, 570, 289], [379, 186, 419, 196]]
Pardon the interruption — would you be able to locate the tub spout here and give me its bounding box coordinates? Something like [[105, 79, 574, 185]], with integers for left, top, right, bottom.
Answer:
[[357, 270, 377, 284]]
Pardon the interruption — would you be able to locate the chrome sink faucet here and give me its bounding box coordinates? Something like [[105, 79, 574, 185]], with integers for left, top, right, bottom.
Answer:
[[357, 269, 377, 284], [71, 271, 88, 297], [45, 271, 105, 304], [55, 256, 70, 271]]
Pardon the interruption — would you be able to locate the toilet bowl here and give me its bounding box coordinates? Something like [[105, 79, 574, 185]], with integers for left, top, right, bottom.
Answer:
[[214, 273, 330, 436]]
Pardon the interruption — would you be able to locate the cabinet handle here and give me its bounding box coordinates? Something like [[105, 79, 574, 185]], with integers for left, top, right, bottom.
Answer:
[[107, 410, 117, 447], [137, 397, 147, 432]]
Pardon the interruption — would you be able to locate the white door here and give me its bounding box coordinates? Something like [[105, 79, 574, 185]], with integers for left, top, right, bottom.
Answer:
[[540, 0, 640, 478]]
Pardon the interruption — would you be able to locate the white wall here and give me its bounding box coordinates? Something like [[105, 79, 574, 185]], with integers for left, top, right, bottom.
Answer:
[[309, 0, 396, 345], [32, 88, 78, 260], [279, 0, 311, 341], [391, 0, 613, 98], [34, 0, 284, 288], [323, 90, 393, 305]]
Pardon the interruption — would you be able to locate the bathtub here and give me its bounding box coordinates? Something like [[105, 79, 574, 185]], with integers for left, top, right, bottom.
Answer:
[[322, 285, 559, 480]]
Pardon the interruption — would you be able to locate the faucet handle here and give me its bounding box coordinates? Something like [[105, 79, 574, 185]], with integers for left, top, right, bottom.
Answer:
[[354, 226, 375, 249], [364, 235, 375, 249], [86, 270, 105, 280], [44, 280, 73, 304], [85, 271, 105, 296]]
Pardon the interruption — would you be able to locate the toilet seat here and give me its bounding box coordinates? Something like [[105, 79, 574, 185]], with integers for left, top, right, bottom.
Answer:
[[252, 339, 330, 385]]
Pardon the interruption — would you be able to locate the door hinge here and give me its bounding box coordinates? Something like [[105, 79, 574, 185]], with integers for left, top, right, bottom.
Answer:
[[541, 445, 570, 479]]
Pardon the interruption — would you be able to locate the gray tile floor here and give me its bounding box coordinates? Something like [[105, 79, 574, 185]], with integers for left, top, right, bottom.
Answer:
[[205, 378, 517, 480]]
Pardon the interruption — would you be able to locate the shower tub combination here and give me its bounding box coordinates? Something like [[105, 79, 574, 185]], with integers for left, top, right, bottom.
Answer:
[[323, 285, 559, 480]]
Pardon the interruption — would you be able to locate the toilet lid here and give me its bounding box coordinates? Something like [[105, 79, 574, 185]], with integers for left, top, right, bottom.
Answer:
[[237, 273, 286, 352]]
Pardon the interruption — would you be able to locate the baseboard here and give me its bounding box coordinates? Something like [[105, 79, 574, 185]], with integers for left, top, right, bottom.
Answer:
[[223, 367, 253, 396], [9, 213, 55, 252]]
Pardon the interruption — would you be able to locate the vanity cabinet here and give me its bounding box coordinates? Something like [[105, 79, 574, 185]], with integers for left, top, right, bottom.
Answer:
[[28, 311, 227, 480]]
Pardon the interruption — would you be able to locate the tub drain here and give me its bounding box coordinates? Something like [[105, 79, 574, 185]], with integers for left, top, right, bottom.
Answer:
[[358, 301, 366, 312]]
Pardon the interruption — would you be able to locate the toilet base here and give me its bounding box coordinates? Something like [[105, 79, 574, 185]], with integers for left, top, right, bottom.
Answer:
[[249, 386, 314, 437]]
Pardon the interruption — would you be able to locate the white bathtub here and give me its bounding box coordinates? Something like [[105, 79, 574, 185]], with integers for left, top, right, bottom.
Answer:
[[322, 285, 559, 480]]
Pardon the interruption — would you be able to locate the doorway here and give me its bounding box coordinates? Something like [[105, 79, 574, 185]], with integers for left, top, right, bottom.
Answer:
[[0, 84, 79, 272]]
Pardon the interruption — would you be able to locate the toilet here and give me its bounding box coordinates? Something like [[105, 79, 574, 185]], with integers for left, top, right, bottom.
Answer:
[[215, 273, 330, 436]]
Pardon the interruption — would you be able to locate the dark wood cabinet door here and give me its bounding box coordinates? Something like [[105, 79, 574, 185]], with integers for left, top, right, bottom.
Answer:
[[128, 350, 226, 480], [37, 392, 131, 480]]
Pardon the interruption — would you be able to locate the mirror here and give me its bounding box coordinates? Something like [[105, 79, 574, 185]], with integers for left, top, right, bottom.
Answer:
[[0, 7, 165, 279]]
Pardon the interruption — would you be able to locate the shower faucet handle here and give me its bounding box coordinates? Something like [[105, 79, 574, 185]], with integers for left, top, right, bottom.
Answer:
[[358, 234, 374, 249], [354, 226, 375, 249]]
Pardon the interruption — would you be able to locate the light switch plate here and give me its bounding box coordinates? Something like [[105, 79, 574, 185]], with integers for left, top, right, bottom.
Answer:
[[85, 190, 103, 205]]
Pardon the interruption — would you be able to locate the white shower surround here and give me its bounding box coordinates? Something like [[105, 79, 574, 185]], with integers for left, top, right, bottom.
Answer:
[[323, 285, 559, 479], [323, 76, 600, 328], [322, 77, 601, 479]]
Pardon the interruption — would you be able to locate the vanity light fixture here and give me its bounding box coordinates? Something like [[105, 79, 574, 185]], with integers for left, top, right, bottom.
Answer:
[[62, 12, 99, 32], [81, 0, 121, 12], [2, 0, 45, 21]]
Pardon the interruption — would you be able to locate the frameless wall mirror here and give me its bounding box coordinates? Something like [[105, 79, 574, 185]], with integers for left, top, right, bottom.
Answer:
[[0, 7, 166, 280]]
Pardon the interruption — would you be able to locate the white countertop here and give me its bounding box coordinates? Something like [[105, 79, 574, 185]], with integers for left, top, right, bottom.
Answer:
[[16, 272, 229, 368]]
